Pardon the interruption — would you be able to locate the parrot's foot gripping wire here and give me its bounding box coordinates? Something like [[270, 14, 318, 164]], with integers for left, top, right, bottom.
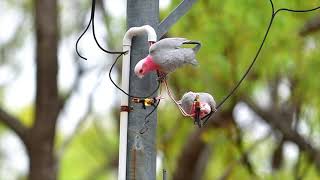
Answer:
[[164, 83, 208, 128], [192, 95, 202, 128], [156, 71, 167, 83]]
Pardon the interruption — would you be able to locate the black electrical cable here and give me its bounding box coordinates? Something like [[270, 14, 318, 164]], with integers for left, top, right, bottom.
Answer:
[[76, 0, 125, 61], [90, 0, 124, 55], [74, 0, 165, 134], [109, 53, 160, 134], [202, 109, 215, 126], [202, 0, 320, 126], [76, 0, 160, 98], [109, 53, 161, 98], [139, 99, 161, 134]]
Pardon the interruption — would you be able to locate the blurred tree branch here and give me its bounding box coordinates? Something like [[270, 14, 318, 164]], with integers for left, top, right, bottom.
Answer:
[[218, 132, 272, 180], [172, 111, 234, 180], [243, 97, 320, 170], [232, 121, 257, 176], [300, 15, 320, 36], [57, 85, 95, 159], [0, 107, 27, 140], [271, 137, 284, 171], [192, 143, 214, 180]]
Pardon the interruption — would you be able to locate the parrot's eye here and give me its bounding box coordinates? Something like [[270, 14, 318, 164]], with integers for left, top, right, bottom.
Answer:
[[139, 69, 143, 74]]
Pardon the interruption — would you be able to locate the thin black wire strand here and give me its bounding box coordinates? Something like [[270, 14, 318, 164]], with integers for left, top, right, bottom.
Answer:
[[203, 0, 320, 126], [76, 0, 125, 61], [76, 0, 160, 98], [109, 54, 161, 134], [109, 53, 161, 98], [215, 0, 275, 110], [139, 99, 161, 134], [275, 6, 320, 15], [75, 5, 93, 60], [91, 0, 125, 54]]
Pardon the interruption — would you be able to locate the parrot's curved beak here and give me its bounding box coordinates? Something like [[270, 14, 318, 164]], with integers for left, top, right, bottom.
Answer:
[[137, 74, 144, 79], [134, 59, 145, 78]]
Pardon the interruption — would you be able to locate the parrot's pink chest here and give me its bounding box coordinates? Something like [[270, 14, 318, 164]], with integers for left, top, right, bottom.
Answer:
[[190, 102, 209, 119], [145, 55, 161, 71]]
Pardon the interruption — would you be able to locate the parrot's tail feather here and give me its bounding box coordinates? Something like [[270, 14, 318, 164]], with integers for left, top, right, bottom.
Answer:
[[190, 59, 199, 66], [183, 41, 201, 53]]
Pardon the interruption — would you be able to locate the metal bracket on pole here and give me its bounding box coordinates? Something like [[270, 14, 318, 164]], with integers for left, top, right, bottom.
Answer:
[[158, 0, 197, 38]]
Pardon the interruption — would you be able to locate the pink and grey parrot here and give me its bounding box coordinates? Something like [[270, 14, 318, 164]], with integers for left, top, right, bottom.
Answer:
[[178, 91, 216, 127], [134, 38, 201, 78]]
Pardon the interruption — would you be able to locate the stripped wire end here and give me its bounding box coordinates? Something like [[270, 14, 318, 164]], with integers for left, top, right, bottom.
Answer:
[[132, 96, 164, 109]]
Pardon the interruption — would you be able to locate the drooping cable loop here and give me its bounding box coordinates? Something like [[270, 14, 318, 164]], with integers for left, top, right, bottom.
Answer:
[[76, 0, 126, 61], [109, 53, 161, 99], [139, 99, 161, 134], [139, 82, 163, 134], [75, 0, 161, 98]]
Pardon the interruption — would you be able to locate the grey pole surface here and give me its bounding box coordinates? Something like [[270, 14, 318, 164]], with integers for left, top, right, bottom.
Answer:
[[126, 0, 159, 179]]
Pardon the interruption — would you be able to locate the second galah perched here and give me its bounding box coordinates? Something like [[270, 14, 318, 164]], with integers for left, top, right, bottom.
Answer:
[[178, 91, 216, 127], [134, 38, 201, 78]]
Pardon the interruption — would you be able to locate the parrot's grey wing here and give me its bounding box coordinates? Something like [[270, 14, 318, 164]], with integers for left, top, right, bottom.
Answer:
[[151, 50, 182, 73], [180, 92, 196, 114], [149, 38, 187, 55], [153, 48, 198, 73], [199, 93, 216, 109]]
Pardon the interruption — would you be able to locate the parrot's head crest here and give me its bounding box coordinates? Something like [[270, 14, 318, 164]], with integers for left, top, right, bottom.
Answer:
[[134, 55, 159, 79]]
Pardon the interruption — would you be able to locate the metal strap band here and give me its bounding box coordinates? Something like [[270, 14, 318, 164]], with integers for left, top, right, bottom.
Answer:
[[121, 106, 132, 112]]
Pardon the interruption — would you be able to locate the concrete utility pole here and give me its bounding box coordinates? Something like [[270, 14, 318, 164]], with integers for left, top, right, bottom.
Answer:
[[126, 0, 159, 179], [125, 0, 197, 179]]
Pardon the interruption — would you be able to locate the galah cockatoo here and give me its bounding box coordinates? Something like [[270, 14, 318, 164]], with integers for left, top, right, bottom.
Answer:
[[178, 91, 216, 127], [134, 38, 201, 78]]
